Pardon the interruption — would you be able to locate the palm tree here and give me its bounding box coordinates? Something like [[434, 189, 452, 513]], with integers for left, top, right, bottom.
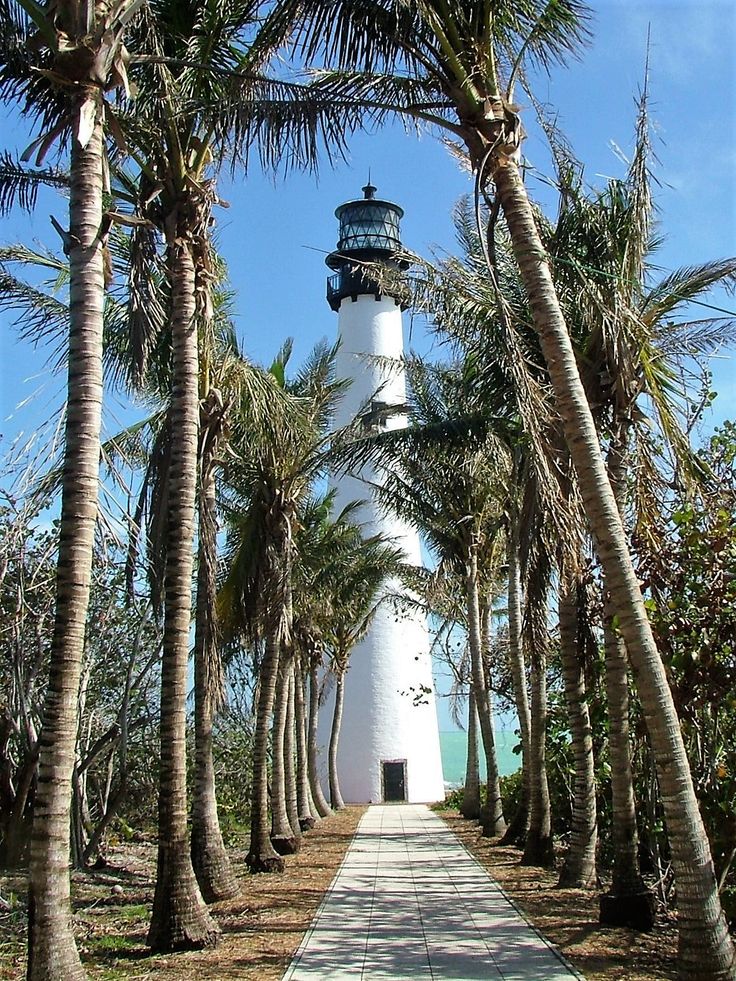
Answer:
[[190, 383, 240, 901], [292, 646, 320, 829], [500, 500, 532, 845], [306, 652, 333, 819], [120, 0, 355, 931], [270, 650, 301, 853], [556, 563, 597, 888], [290, 498, 344, 823], [399, 205, 566, 851], [284, 4, 735, 972], [546, 95, 736, 920], [519, 512, 553, 868], [460, 689, 481, 820], [0, 2, 141, 976], [188, 293, 290, 900], [219, 341, 346, 871]]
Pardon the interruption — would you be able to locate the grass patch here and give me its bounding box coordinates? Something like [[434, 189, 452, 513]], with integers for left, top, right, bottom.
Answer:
[[117, 904, 149, 922], [90, 934, 139, 955]]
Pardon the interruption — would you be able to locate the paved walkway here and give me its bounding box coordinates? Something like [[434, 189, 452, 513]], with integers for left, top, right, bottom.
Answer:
[[283, 804, 583, 980]]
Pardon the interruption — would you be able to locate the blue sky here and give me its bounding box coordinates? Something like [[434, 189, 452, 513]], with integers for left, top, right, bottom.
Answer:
[[0, 0, 734, 731], [2, 1, 734, 467]]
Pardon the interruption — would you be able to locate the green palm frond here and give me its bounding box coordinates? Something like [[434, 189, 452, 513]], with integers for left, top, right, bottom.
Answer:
[[642, 259, 736, 325], [288, 490, 405, 670], [219, 342, 347, 646], [0, 151, 68, 215], [286, 0, 592, 132], [653, 318, 736, 359], [233, 74, 362, 174], [504, 0, 593, 91], [0, 242, 68, 277], [307, 68, 458, 133], [0, 268, 69, 362]]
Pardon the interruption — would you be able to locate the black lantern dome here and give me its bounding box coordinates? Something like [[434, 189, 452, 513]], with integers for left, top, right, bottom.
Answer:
[[326, 182, 408, 311]]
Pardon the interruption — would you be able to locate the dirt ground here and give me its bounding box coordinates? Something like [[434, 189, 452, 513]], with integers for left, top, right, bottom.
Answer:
[[1, 806, 680, 980], [0, 808, 365, 981]]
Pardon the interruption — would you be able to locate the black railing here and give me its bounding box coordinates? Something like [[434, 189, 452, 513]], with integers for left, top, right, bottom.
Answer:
[[327, 253, 409, 310]]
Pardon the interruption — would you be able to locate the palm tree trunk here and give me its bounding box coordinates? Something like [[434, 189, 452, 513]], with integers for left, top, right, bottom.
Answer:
[[480, 594, 506, 837], [294, 655, 318, 829], [599, 618, 655, 928], [271, 654, 300, 855], [191, 463, 239, 902], [248, 633, 285, 872], [328, 667, 346, 810], [492, 151, 735, 978], [466, 549, 505, 837], [307, 662, 332, 819], [557, 578, 597, 888], [600, 426, 653, 927], [26, 106, 105, 981], [148, 235, 218, 951], [460, 689, 481, 820], [521, 575, 553, 868], [500, 523, 531, 845], [602, 624, 638, 890], [284, 664, 302, 836]]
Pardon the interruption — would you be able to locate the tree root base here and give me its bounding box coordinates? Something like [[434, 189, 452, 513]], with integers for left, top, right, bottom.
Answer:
[[191, 839, 241, 903], [521, 833, 555, 868], [197, 875, 241, 903], [557, 867, 597, 890], [247, 852, 285, 873], [271, 835, 300, 856], [599, 889, 656, 931], [147, 912, 220, 953], [459, 805, 481, 821]]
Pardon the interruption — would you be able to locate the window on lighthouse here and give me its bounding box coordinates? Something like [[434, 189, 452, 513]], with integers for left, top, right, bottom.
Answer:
[[360, 400, 390, 432], [338, 204, 401, 252]]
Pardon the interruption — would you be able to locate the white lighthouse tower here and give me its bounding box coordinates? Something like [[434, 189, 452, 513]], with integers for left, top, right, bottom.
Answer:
[[322, 182, 445, 804]]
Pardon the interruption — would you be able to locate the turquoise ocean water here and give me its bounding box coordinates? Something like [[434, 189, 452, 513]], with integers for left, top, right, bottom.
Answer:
[[439, 730, 520, 789]]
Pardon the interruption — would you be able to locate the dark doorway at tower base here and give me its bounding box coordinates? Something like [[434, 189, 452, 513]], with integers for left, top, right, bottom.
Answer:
[[382, 761, 407, 802]]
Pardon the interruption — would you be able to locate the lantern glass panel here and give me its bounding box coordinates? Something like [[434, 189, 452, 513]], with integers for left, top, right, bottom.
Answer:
[[338, 203, 402, 252]]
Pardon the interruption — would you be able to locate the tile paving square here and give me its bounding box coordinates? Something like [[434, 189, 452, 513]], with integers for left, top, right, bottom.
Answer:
[[282, 804, 584, 980]]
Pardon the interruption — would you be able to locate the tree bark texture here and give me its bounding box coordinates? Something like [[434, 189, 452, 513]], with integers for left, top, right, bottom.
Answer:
[[557, 580, 598, 888], [248, 634, 285, 872], [328, 670, 346, 810], [307, 664, 332, 819], [460, 689, 481, 820], [479, 594, 506, 837], [27, 106, 104, 981], [284, 665, 302, 836], [493, 152, 734, 977], [500, 526, 531, 845], [270, 656, 299, 854], [191, 464, 240, 902], [147, 238, 218, 951], [600, 427, 653, 927], [294, 657, 318, 829], [466, 551, 505, 837], [521, 579, 553, 868]]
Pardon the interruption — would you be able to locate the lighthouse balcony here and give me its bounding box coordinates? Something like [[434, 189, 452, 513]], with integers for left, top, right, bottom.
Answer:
[[327, 267, 382, 310], [327, 267, 408, 312]]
